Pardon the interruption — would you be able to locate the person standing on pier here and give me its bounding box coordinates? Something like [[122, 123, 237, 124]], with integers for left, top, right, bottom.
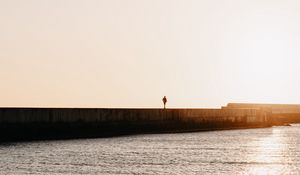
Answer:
[[162, 96, 167, 109]]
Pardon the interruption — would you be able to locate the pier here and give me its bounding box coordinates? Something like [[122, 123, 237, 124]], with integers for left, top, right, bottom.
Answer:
[[0, 104, 299, 141]]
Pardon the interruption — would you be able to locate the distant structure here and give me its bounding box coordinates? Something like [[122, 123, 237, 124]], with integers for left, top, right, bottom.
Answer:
[[162, 96, 167, 109], [223, 103, 300, 114], [222, 103, 300, 124]]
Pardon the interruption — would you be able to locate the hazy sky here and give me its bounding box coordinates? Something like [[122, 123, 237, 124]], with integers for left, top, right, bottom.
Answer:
[[1, 0, 300, 108]]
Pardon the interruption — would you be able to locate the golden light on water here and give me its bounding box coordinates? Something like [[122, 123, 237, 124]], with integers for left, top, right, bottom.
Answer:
[[255, 128, 284, 162], [246, 128, 287, 175]]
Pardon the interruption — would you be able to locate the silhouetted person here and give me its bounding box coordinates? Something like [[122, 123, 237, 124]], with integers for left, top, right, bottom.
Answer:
[[162, 96, 167, 109]]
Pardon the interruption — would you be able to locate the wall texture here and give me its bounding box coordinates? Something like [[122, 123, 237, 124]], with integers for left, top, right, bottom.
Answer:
[[0, 108, 268, 124], [225, 103, 300, 114], [0, 108, 272, 141], [223, 103, 300, 124]]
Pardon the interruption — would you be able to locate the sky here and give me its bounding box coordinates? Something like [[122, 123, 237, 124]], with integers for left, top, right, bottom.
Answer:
[[1, 0, 300, 108]]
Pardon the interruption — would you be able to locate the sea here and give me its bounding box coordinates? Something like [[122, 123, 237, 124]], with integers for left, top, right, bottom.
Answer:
[[1, 125, 300, 175]]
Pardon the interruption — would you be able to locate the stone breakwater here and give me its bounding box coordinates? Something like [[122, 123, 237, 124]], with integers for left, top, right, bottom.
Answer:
[[0, 107, 274, 141], [4, 102, 300, 142], [223, 103, 300, 124]]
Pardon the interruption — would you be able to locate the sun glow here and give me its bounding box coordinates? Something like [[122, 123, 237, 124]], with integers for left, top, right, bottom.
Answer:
[[1, 0, 300, 107]]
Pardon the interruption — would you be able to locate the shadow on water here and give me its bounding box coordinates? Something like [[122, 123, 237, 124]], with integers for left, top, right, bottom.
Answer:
[[0, 121, 273, 143]]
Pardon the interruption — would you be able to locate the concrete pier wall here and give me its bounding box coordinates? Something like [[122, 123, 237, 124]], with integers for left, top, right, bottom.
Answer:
[[225, 103, 300, 114], [0, 108, 268, 124], [223, 103, 300, 124], [0, 107, 271, 141]]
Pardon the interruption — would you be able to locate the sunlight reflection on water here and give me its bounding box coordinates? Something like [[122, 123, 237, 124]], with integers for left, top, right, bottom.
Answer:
[[244, 128, 287, 175]]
